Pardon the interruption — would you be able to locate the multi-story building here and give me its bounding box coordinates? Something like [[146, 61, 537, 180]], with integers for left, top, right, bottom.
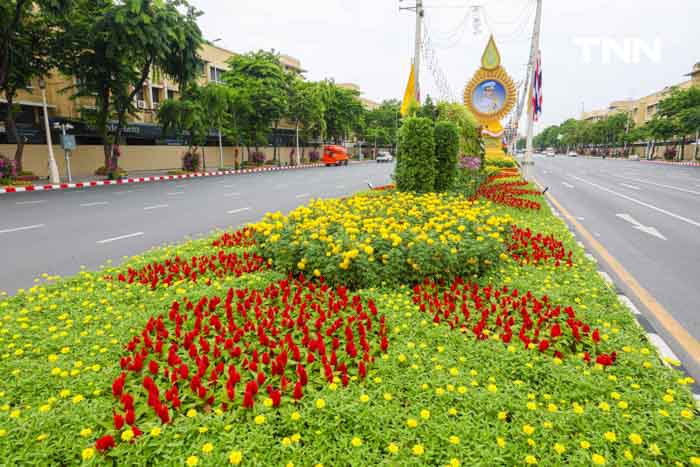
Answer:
[[581, 62, 700, 127], [337, 83, 380, 111]]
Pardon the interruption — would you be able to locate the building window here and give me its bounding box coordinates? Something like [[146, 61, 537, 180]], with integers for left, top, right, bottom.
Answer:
[[209, 66, 225, 83], [197, 61, 206, 77], [151, 88, 161, 108], [167, 90, 177, 100]]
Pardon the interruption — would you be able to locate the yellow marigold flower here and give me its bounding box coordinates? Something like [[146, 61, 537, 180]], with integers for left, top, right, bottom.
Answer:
[[228, 451, 243, 465], [316, 399, 326, 409], [254, 415, 266, 425], [618, 401, 628, 409], [420, 409, 430, 420], [580, 440, 591, 449], [598, 402, 610, 411], [487, 384, 498, 393], [359, 394, 369, 403], [79, 428, 92, 438], [591, 453, 606, 465], [383, 393, 393, 401], [151, 427, 162, 437], [291, 411, 301, 421], [291, 433, 301, 443], [202, 443, 214, 454], [624, 450, 634, 461], [387, 443, 399, 454], [523, 424, 535, 435], [82, 448, 94, 460], [547, 403, 557, 412], [649, 443, 661, 456], [603, 431, 617, 442], [497, 437, 506, 448], [121, 429, 134, 442], [525, 455, 538, 465], [406, 418, 418, 428], [448, 458, 461, 467], [351, 437, 362, 447], [497, 411, 507, 420], [554, 443, 566, 454], [411, 444, 425, 456], [72, 394, 84, 404], [681, 409, 693, 419], [527, 401, 537, 411], [186, 455, 199, 466], [662, 394, 674, 403], [629, 433, 642, 445], [0, 430, 6, 438], [691, 456, 700, 465], [186, 408, 197, 417], [449, 435, 460, 445]]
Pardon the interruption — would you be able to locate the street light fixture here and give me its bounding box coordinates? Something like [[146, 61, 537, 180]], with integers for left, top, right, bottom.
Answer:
[[53, 122, 75, 183], [38, 78, 60, 184]]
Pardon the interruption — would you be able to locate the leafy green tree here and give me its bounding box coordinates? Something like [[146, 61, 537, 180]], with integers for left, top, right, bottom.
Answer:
[[320, 81, 365, 144], [434, 121, 459, 191], [224, 50, 288, 160], [58, 0, 203, 175], [286, 77, 325, 164], [200, 82, 233, 169], [395, 117, 436, 193], [0, 0, 69, 173], [364, 99, 401, 150], [416, 95, 437, 121], [436, 102, 479, 156]]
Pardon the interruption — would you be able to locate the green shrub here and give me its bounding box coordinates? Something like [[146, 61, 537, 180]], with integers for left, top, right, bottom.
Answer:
[[434, 121, 459, 191], [395, 117, 436, 193]]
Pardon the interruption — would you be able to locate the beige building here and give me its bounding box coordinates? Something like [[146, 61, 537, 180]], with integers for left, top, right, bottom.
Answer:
[[582, 62, 700, 127], [337, 83, 380, 110]]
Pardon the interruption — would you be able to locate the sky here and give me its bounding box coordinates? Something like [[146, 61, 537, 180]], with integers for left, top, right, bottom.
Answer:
[[190, 0, 700, 133]]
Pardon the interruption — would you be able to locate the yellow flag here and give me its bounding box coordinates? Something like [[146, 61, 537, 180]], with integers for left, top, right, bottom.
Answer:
[[400, 63, 416, 117]]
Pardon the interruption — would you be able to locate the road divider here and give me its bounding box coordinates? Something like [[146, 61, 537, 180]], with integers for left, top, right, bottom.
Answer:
[[226, 207, 252, 215], [613, 175, 700, 195]]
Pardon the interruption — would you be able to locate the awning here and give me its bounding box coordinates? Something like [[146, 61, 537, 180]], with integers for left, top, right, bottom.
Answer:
[[0, 99, 57, 109]]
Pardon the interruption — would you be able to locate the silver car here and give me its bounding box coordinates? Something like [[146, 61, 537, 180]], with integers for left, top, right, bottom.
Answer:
[[376, 152, 394, 163]]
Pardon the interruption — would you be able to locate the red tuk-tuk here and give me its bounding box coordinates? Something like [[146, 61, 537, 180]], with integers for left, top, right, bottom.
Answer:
[[322, 145, 350, 166]]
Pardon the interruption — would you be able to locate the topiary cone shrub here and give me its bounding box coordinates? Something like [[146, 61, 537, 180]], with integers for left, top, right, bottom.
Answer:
[[395, 117, 436, 193], [434, 120, 460, 191]]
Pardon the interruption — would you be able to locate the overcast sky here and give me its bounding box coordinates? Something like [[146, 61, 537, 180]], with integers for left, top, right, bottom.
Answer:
[[191, 0, 699, 133]]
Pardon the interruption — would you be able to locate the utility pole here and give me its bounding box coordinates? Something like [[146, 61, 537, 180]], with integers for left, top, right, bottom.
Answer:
[[523, 0, 543, 180], [400, 0, 423, 104]]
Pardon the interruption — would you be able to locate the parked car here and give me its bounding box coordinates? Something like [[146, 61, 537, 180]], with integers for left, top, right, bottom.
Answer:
[[376, 151, 394, 163], [545, 150, 556, 157], [567, 151, 578, 157], [322, 145, 349, 166], [628, 155, 640, 161]]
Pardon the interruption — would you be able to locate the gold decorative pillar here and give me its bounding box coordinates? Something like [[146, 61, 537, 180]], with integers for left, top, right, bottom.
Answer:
[[463, 36, 516, 160]]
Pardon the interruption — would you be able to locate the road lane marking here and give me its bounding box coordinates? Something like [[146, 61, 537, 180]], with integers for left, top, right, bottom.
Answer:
[[96, 232, 144, 244], [0, 224, 45, 234], [616, 213, 667, 240], [620, 183, 641, 190], [143, 204, 169, 211], [80, 201, 109, 207], [538, 179, 700, 371], [571, 175, 700, 229], [114, 190, 134, 194], [295, 193, 311, 199], [562, 182, 574, 188], [614, 175, 700, 195], [15, 200, 46, 205], [223, 192, 241, 197], [167, 191, 185, 196], [227, 207, 251, 215]]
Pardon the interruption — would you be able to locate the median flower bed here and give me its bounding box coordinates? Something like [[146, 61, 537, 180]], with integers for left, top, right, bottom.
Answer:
[[0, 170, 698, 466]]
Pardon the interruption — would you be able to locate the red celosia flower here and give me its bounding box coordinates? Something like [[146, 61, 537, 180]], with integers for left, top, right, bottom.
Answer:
[[592, 329, 600, 344], [538, 339, 550, 352], [113, 411, 124, 430], [95, 435, 115, 452]]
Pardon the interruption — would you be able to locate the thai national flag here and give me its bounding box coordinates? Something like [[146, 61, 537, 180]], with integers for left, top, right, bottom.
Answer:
[[531, 51, 543, 122]]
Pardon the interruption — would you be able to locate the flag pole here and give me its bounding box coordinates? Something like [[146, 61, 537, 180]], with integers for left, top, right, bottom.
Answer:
[[524, 0, 543, 181]]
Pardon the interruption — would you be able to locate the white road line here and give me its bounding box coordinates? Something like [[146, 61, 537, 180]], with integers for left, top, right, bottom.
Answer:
[[562, 182, 574, 188], [143, 204, 169, 211], [295, 193, 311, 198], [114, 190, 134, 195], [571, 175, 700, 229], [80, 201, 109, 207], [96, 232, 144, 244], [613, 175, 700, 195], [620, 183, 641, 190], [618, 295, 641, 315], [167, 191, 185, 196], [615, 213, 667, 240], [0, 224, 45, 234], [223, 192, 241, 197], [646, 333, 681, 366], [15, 200, 46, 205], [227, 207, 251, 215]]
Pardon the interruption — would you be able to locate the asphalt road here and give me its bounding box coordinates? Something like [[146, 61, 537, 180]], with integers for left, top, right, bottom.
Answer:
[[532, 155, 700, 377], [0, 162, 394, 294]]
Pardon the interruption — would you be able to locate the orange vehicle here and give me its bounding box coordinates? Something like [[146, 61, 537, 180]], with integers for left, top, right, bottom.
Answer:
[[322, 145, 350, 166]]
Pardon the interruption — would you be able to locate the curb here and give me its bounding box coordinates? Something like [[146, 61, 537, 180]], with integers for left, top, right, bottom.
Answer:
[[537, 184, 700, 404], [0, 161, 371, 195], [640, 160, 700, 167]]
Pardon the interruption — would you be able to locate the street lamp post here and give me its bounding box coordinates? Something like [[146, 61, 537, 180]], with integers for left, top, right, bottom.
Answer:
[[55, 122, 75, 183], [38, 78, 60, 184]]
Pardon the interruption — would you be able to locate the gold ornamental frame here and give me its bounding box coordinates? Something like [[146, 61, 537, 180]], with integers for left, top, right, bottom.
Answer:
[[463, 66, 517, 123]]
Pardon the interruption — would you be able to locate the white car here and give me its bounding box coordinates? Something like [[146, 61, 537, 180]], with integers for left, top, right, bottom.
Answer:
[[376, 152, 394, 163], [568, 151, 578, 157]]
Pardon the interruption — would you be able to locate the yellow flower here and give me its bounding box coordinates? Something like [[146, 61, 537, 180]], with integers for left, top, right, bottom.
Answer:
[[151, 427, 162, 437], [603, 431, 617, 442], [681, 409, 693, 419], [527, 401, 537, 411], [316, 398, 326, 409], [624, 450, 634, 461], [121, 429, 134, 442], [228, 451, 243, 465], [591, 453, 606, 465], [420, 409, 430, 420], [412, 444, 425, 456], [0, 429, 6, 438], [525, 455, 538, 465], [649, 443, 661, 456], [351, 437, 362, 447], [554, 443, 566, 454], [186, 455, 199, 466], [628, 433, 642, 445], [291, 433, 301, 443], [406, 418, 418, 428], [580, 440, 591, 449], [254, 415, 266, 425], [291, 411, 301, 421], [387, 443, 399, 454], [202, 443, 214, 454], [598, 402, 610, 411], [497, 411, 507, 420], [187, 408, 197, 417], [449, 435, 460, 445], [522, 424, 535, 435], [662, 394, 674, 403], [691, 456, 700, 465], [82, 448, 94, 461], [383, 393, 393, 401], [79, 428, 92, 438], [496, 437, 506, 448], [198, 426, 209, 434], [359, 394, 369, 403], [448, 458, 460, 467]]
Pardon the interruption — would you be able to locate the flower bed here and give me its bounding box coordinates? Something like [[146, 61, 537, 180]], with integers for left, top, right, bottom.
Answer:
[[0, 170, 698, 466]]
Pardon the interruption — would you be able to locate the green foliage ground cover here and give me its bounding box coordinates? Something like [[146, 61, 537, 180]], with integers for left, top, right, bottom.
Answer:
[[0, 176, 698, 466]]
